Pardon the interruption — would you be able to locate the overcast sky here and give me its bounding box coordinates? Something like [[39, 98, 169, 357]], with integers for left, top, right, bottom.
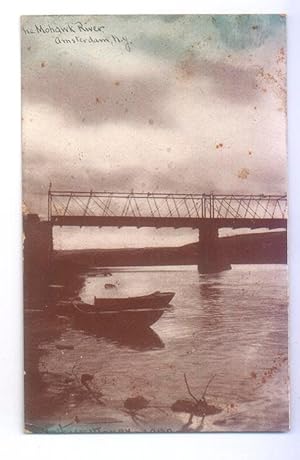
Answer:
[[21, 15, 287, 249]]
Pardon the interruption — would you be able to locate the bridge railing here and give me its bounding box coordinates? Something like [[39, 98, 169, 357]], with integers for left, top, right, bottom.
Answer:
[[48, 191, 288, 221]]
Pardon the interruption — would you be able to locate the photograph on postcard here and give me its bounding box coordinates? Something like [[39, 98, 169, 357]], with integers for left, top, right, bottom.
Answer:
[[22, 15, 288, 433]]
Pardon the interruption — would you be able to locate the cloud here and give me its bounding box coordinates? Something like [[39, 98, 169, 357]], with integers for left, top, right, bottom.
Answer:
[[23, 145, 223, 218], [176, 54, 261, 104], [22, 58, 173, 127], [22, 14, 287, 226]]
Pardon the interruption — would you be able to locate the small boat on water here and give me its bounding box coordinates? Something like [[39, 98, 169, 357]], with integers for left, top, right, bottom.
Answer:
[[72, 303, 168, 329], [93, 291, 175, 311], [52, 291, 175, 330]]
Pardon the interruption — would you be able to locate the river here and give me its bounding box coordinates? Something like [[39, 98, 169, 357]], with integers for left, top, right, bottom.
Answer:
[[25, 264, 289, 433]]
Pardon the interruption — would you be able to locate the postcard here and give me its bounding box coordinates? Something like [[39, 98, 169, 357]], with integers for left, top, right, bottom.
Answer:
[[22, 14, 288, 433]]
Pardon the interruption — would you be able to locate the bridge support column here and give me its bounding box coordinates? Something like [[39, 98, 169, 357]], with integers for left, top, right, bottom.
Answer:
[[23, 214, 53, 308], [197, 223, 231, 274]]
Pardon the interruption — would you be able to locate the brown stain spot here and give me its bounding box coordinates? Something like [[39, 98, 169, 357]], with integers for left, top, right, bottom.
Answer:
[[114, 81, 120, 86], [252, 25, 258, 30], [148, 119, 154, 125], [248, 150, 252, 156], [215, 143, 224, 149], [250, 371, 257, 379], [96, 97, 101, 104], [41, 62, 46, 68], [82, 118, 86, 122], [27, 46, 31, 51], [254, 106, 257, 110], [238, 168, 250, 180]]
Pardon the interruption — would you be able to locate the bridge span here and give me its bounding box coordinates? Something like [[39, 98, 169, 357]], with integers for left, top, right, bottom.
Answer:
[[48, 189, 287, 273]]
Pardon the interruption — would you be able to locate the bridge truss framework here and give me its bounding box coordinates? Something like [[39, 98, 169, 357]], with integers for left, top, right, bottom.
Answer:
[[48, 190, 287, 230]]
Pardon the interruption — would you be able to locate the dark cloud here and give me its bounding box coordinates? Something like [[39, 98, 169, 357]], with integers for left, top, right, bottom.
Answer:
[[177, 55, 260, 104], [22, 58, 173, 127]]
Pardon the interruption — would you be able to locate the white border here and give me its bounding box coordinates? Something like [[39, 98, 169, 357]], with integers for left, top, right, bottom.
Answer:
[[0, 1, 299, 459]]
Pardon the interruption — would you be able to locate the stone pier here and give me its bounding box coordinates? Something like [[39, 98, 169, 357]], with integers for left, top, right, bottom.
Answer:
[[197, 223, 231, 274], [23, 214, 53, 309]]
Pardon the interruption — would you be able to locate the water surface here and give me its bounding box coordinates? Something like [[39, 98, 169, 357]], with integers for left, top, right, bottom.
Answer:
[[29, 264, 288, 432]]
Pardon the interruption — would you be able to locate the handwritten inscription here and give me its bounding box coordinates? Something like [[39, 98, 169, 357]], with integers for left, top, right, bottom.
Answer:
[[26, 423, 174, 434], [22, 21, 132, 52]]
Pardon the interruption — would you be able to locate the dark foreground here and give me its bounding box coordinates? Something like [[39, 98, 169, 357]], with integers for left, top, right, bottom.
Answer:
[[24, 265, 289, 433]]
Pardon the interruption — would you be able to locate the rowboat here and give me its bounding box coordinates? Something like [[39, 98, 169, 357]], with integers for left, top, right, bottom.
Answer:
[[52, 291, 175, 330], [72, 303, 168, 329], [93, 291, 175, 311]]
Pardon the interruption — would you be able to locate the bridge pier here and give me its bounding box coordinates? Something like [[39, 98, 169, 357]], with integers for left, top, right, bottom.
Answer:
[[23, 214, 53, 308], [197, 223, 231, 274]]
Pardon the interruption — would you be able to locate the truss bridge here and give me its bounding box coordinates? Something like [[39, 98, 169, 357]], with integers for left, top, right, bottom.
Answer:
[[48, 190, 287, 230], [47, 189, 287, 273]]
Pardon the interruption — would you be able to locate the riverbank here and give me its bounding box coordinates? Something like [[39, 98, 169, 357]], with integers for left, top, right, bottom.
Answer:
[[53, 231, 287, 268]]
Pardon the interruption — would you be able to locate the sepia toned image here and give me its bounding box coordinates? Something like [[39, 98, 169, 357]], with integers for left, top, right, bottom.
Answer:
[[22, 14, 288, 433]]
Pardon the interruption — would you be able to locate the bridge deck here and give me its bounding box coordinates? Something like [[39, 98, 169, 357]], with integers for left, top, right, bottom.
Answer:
[[51, 215, 287, 229]]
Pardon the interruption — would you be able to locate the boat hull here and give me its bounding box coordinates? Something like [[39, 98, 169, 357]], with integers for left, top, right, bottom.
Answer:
[[93, 291, 175, 311], [73, 305, 167, 330], [51, 291, 175, 330]]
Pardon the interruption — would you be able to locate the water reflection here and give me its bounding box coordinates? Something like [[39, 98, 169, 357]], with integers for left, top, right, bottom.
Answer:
[[73, 321, 165, 351], [198, 278, 224, 329], [26, 265, 288, 432], [199, 282, 222, 300]]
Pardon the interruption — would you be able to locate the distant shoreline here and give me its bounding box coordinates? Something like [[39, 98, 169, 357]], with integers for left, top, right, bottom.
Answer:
[[52, 230, 287, 268]]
